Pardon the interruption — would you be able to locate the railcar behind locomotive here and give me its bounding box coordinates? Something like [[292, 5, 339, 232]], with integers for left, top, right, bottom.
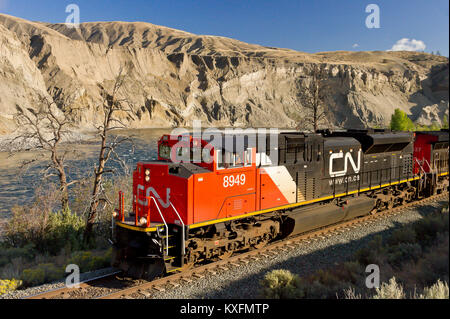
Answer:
[[111, 128, 449, 280]]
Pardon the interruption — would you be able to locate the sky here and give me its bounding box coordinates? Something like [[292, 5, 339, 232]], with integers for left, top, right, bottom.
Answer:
[[0, 0, 448, 56]]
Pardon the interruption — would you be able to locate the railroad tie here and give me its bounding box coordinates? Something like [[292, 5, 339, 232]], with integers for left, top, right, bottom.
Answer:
[[192, 273, 205, 279], [217, 265, 229, 271], [138, 290, 152, 298], [152, 286, 166, 292], [228, 262, 241, 267], [61, 293, 71, 299], [180, 277, 193, 283]]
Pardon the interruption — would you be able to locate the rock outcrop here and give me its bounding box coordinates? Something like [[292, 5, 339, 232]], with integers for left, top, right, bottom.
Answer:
[[0, 13, 448, 134]]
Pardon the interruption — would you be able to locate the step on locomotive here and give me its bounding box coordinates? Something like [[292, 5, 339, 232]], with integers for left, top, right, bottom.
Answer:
[[111, 128, 449, 280]]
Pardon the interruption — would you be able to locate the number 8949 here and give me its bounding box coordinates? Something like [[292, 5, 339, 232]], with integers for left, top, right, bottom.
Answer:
[[223, 174, 246, 188]]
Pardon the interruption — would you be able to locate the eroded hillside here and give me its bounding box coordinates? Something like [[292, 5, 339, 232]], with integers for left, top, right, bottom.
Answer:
[[0, 13, 448, 134]]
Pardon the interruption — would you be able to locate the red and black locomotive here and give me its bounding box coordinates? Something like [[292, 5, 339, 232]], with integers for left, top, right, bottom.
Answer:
[[112, 128, 449, 280]]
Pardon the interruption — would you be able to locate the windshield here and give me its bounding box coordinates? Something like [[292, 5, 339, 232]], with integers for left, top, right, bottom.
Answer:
[[159, 143, 171, 160]]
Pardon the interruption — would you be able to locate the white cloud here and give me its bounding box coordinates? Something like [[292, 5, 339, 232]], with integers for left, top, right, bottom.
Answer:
[[352, 43, 359, 48], [389, 38, 426, 52]]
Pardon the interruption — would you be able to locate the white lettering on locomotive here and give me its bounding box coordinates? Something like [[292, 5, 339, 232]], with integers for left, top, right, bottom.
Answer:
[[329, 149, 362, 177], [223, 174, 246, 188], [137, 184, 171, 208]]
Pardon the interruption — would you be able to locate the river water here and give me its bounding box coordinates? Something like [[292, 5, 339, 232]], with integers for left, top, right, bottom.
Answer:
[[0, 128, 171, 223]]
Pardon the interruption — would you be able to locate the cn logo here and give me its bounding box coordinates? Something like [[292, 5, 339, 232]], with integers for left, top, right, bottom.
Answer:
[[137, 185, 171, 208], [329, 150, 362, 177]]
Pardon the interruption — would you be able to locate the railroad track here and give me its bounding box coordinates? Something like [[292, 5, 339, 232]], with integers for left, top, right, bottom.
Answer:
[[26, 270, 127, 299], [26, 192, 447, 299], [96, 191, 448, 299]]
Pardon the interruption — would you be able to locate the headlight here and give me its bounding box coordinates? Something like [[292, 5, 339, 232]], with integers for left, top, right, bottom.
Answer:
[[145, 176, 150, 182], [145, 169, 150, 175], [139, 217, 147, 226]]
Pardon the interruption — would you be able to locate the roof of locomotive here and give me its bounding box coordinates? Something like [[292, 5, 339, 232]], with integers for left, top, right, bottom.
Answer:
[[323, 137, 360, 149], [415, 130, 449, 142]]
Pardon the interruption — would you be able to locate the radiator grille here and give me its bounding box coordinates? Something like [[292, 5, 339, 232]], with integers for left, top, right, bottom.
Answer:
[[297, 172, 315, 202]]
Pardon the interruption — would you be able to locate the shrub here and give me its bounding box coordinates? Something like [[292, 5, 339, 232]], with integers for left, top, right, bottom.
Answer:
[[0, 279, 22, 296], [260, 269, 304, 299], [386, 243, 422, 268], [372, 277, 405, 299], [354, 235, 384, 265], [413, 212, 448, 245], [343, 287, 362, 299], [419, 280, 449, 299], [67, 249, 112, 273], [0, 244, 36, 268], [3, 205, 85, 255], [71, 174, 132, 247], [387, 227, 416, 246], [20, 263, 65, 287], [390, 109, 414, 131]]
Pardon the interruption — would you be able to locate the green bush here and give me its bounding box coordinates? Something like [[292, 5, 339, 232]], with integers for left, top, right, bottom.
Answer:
[[390, 109, 414, 131], [3, 206, 85, 255], [68, 249, 112, 273], [413, 212, 448, 245], [260, 269, 304, 299], [354, 235, 384, 265], [387, 227, 416, 246], [20, 263, 65, 287], [0, 244, 36, 268], [386, 243, 422, 268]]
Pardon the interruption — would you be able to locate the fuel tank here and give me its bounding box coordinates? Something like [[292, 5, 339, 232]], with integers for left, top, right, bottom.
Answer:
[[281, 196, 375, 237]]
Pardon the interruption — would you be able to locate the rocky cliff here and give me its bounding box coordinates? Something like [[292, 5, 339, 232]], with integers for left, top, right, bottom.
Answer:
[[0, 13, 448, 135]]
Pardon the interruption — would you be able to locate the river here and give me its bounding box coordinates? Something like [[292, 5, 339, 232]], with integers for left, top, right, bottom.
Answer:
[[0, 128, 171, 224]]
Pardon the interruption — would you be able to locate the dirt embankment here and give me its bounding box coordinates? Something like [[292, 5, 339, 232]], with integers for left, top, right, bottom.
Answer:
[[0, 13, 448, 135]]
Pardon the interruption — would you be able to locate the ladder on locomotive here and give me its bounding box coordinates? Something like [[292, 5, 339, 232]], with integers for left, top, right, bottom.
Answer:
[[414, 158, 428, 196], [147, 197, 186, 273]]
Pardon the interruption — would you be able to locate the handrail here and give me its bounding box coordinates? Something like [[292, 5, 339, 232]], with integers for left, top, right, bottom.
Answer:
[[146, 196, 169, 256], [415, 158, 427, 175], [424, 159, 434, 174], [169, 203, 186, 255]]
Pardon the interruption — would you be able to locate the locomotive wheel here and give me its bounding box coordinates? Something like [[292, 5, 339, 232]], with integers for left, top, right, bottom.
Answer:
[[178, 261, 195, 272], [218, 251, 233, 260], [142, 258, 166, 280], [386, 199, 394, 210], [253, 241, 268, 250], [127, 258, 165, 281]]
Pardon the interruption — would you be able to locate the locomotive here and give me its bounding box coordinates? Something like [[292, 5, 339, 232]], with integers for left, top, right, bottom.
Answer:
[[111, 128, 449, 280]]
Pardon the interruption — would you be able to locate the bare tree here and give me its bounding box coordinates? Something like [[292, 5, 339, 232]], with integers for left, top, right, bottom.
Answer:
[[12, 91, 79, 210], [84, 64, 135, 241], [297, 66, 328, 132]]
